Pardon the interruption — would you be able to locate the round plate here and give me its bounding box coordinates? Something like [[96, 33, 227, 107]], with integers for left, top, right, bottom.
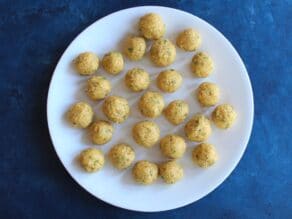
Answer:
[[47, 6, 254, 212]]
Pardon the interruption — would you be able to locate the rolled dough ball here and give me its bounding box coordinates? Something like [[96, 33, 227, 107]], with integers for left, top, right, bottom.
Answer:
[[89, 120, 113, 145], [159, 161, 184, 184], [160, 134, 186, 159], [191, 52, 214, 77], [102, 96, 130, 123], [79, 148, 104, 172], [212, 104, 237, 129], [74, 52, 99, 75], [192, 143, 218, 168], [138, 91, 165, 118], [67, 102, 93, 128], [109, 143, 135, 170], [132, 121, 160, 148], [184, 114, 212, 142], [138, 13, 165, 40], [132, 160, 158, 185], [150, 39, 176, 67], [157, 69, 182, 93]]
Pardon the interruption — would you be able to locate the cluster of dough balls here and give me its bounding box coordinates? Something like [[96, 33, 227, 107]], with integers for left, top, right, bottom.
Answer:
[[66, 12, 238, 184]]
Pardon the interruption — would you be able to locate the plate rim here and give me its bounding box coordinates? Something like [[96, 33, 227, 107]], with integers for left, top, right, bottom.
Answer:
[[46, 5, 254, 212]]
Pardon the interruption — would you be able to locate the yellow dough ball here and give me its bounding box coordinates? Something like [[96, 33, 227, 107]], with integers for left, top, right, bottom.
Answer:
[[192, 143, 218, 168], [67, 102, 94, 128], [138, 13, 165, 40], [184, 114, 212, 142], [160, 135, 186, 159], [176, 28, 201, 51], [138, 91, 165, 118], [157, 69, 183, 93], [150, 39, 176, 67], [159, 161, 184, 184], [132, 160, 158, 185], [102, 52, 124, 75], [79, 148, 104, 172], [191, 52, 214, 77], [212, 104, 237, 129], [102, 96, 130, 123], [164, 100, 189, 125], [124, 36, 146, 61], [86, 76, 111, 100], [109, 143, 135, 170], [132, 121, 160, 148], [125, 68, 150, 92], [89, 120, 114, 145], [74, 52, 99, 75], [196, 82, 220, 107]]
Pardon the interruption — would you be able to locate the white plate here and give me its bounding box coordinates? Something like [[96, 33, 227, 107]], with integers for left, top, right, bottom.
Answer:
[[47, 6, 254, 212]]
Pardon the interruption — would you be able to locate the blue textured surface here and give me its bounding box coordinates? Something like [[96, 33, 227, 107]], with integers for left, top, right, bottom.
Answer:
[[0, 0, 291, 218]]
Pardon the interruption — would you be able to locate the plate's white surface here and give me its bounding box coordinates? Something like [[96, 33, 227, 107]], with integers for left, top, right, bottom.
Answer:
[[47, 6, 254, 212]]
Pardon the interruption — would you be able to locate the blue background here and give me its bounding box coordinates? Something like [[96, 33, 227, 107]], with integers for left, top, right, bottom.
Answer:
[[0, 0, 291, 218]]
